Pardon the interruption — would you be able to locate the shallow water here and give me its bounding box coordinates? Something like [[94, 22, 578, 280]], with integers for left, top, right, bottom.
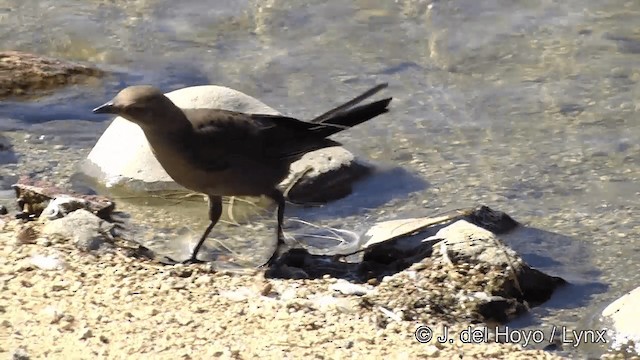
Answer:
[[1, 0, 639, 357]]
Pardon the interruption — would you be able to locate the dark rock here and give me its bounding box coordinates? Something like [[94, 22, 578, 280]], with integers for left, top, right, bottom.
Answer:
[[476, 296, 528, 324], [280, 146, 372, 203], [463, 205, 520, 234]]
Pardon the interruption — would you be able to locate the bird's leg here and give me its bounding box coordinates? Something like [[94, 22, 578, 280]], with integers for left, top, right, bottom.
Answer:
[[264, 189, 286, 266], [283, 166, 312, 201], [183, 195, 222, 264]]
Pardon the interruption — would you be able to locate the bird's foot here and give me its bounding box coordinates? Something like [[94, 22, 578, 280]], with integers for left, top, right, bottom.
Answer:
[[263, 250, 281, 268], [180, 256, 207, 265], [161, 255, 207, 265]]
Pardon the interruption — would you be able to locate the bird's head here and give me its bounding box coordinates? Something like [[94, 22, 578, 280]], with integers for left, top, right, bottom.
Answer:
[[92, 85, 182, 128]]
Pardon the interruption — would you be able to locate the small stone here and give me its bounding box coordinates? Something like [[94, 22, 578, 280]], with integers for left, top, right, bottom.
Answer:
[[75, 231, 109, 252], [30, 254, 66, 271], [16, 225, 38, 244], [41, 306, 65, 324], [330, 280, 373, 296], [35, 237, 52, 247], [51, 282, 69, 291], [424, 345, 440, 356], [259, 282, 273, 296], [60, 315, 75, 331], [194, 275, 212, 286], [12, 347, 30, 360], [0, 204, 7, 215], [410, 262, 428, 271], [174, 313, 194, 326], [172, 280, 189, 290], [79, 328, 93, 340], [99, 335, 109, 344]]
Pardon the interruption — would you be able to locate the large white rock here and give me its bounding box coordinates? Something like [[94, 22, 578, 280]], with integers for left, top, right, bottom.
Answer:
[[82, 85, 370, 202], [602, 286, 640, 354]]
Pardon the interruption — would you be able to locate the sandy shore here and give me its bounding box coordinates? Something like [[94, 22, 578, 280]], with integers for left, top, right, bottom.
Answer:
[[0, 217, 561, 360]]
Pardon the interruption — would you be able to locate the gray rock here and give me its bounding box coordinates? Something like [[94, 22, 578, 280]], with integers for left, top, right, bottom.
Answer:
[[74, 230, 112, 252], [81, 85, 371, 203], [601, 286, 640, 354], [426, 220, 566, 304], [12, 347, 30, 360], [42, 209, 112, 252], [427, 220, 522, 266]]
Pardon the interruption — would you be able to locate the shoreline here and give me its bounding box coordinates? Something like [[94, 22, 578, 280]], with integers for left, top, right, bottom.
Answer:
[[1, 217, 561, 359]]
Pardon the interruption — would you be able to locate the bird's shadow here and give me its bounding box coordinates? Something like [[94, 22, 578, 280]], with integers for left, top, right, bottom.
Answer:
[[487, 227, 609, 329]]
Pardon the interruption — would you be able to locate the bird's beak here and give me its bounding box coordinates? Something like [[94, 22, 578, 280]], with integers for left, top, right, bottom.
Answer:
[[92, 101, 117, 114]]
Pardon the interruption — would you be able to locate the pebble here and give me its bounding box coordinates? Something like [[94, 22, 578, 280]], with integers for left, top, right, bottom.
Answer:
[[79, 328, 93, 340], [16, 226, 38, 245], [35, 237, 52, 247], [330, 280, 373, 296], [41, 306, 65, 324], [12, 347, 30, 360], [194, 275, 212, 286], [30, 254, 65, 271]]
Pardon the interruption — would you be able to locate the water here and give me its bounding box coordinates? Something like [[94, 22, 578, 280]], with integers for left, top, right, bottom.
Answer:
[[1, 0, 639, 357]]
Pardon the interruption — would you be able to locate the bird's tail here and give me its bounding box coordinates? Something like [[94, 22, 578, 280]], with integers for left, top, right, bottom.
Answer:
[[309, 83, 392, 138]]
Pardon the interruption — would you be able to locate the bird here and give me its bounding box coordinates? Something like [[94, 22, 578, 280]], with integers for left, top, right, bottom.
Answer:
[[92, 83, 392, 266]]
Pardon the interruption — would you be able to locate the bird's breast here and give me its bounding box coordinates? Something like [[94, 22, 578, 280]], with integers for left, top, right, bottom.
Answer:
[[145, 134, 289, 196]]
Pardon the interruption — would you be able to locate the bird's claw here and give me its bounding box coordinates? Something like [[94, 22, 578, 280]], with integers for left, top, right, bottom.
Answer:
[[180, 257, 207, 265], [161, 255, 207, 265]]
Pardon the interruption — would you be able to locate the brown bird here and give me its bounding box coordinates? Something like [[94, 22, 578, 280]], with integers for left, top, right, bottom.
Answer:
[[92, 83, 392, 265]]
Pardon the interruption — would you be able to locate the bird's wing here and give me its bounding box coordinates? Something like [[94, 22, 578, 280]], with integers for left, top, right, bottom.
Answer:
[[249, 113, 342, 159], [179, 109, 262, 171], [182, 109, 339, 164]]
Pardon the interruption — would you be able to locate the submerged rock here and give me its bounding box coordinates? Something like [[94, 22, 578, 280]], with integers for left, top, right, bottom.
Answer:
[[0, 51, 104, 99]]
